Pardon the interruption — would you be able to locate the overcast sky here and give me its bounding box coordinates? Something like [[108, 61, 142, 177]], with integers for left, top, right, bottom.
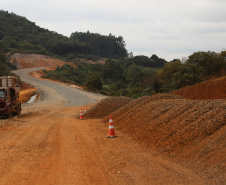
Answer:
[[1, 0, 226, 61]]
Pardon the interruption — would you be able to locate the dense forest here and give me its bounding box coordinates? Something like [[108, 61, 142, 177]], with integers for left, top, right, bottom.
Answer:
[[70, 32, 127, 58], [43, 55, 168, 98], [0, 10, 226, 98], [0, 10, 127, 59]]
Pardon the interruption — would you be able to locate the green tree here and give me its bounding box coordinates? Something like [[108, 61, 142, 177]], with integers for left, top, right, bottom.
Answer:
[[70, 31, 127, 58], [0, 50, 11, 75], [187, 51, 226, 77], [125, 64, 144, 85], [84, 72, 103, 91], [102, 60, 125, 83], [157, 60, 181, 92], [170, 63, 205, 89]]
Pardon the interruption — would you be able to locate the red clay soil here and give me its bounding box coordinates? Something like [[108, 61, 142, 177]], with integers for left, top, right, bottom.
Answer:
[[171, 76, 226, 100], [87, 94, 225, 183], [10, 53, 65, 69], [9, 54, 226, 183], [20, 82, 38, 103]]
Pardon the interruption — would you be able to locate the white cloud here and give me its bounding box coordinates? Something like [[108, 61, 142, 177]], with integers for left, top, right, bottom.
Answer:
[[1, 0, 226, 61]]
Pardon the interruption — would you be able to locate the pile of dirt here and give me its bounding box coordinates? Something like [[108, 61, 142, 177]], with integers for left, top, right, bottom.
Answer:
[[85, 96, 132, 119], [171, 76, 226, 100], [105, 96, 225, 155], [10, 53, 65, 69], [102, 93, 184, 123], [98, 93, 225, 182]]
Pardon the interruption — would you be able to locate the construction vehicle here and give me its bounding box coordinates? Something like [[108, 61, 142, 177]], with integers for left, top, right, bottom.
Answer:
[[0, 76, 21, 118]]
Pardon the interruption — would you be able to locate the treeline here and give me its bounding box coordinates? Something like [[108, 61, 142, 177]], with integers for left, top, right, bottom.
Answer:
[[43, 51, 226, 98], [70, 31, 127, 58], [0, 10, 127, 59], [0, 49, 16, 76], [43, 54, 167, 98]]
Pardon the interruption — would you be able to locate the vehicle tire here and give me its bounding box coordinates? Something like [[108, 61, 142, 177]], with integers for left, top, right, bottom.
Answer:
[[7, 107, 12, 118], [17, 104, 21, 115], [14, 104, 21, 116], [15, 107, 20, 115]]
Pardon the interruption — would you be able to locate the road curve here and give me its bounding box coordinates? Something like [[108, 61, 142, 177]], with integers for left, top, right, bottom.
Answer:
[[13, 67, 104, 107]]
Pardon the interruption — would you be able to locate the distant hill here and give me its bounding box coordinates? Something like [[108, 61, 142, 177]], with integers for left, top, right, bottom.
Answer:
[[0, 10, 127, 59]]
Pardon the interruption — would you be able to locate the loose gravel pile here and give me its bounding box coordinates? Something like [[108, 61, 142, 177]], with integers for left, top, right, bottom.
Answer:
[[102, 93, 184, 123], [98, 93, 225, 182], [109, 98, 225, 154], [85, 96, 132, 119]]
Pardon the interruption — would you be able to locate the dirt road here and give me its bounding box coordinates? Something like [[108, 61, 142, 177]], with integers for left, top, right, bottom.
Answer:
[[0, 69, 209, 185]]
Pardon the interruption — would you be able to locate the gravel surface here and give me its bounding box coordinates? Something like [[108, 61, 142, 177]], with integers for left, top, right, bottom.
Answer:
[[85, 96, 132, 119]]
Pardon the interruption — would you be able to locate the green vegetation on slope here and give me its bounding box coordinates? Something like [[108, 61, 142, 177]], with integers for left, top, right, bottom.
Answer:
[[0, 10, 127, 60], [43, 51, 226, 98]]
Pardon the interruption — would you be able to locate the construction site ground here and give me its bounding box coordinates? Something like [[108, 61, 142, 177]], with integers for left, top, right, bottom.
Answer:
[[0, 53, 225, 185]]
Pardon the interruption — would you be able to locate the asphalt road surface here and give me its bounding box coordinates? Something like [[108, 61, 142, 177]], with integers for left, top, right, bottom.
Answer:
[[13, 67, 103, 107]]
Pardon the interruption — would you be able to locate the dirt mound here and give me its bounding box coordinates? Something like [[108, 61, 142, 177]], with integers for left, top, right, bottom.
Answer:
[[108, 98, 225, 154], [10, 53, 65, 69], [102, 93, 184, 123], [171, 76, 226, 100], [100, 93, 225, 182], [85, 96, 132, 119]]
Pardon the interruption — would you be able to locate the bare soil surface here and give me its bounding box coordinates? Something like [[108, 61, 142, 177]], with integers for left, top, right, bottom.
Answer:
[[171, 76, 226, 100], [20, 82, 38, 104], [11, 53, 66, 70], [0, 107, 209, 185], [0, 71, 209, 185], [0, 54, 224, 184]]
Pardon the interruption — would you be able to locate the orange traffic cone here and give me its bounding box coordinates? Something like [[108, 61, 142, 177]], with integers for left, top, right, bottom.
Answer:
[[85, 106, 88, 112], [79, 108, 84, 120], [107, 116, 118, 138]]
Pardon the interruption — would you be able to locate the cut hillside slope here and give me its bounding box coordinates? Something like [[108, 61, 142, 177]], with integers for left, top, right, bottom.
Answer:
[[87, 94, 225, 183], [10, 53, 65, 69], [171, 76, 226, 100]]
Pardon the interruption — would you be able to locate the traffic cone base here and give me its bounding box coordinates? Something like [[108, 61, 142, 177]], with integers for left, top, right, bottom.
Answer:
[[107, 135, 118, 138]]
